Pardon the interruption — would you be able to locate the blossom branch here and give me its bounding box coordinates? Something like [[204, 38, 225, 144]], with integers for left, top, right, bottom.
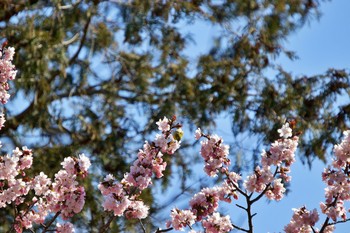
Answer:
[[42, 211, 61, 233], [327, 218, 350, 226], [318, 217, 330, 233], [98, 116, 182, 232], [251, 166, 279, 204]]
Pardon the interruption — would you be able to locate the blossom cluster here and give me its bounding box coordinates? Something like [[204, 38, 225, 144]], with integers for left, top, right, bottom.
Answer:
[[196, 128, 230, 177], [0, 45, 17, 104], [168, 123, 299, 232], [244, 122, 299, 200], [0, 148, 91, 232], [284, 130, 350, 233], [98, 116, 182, 219], [167, 172, 241, 233], [168, 185, 235, 232], [284, 206, 335, 233], [284, 207, 320, 233], [322, 130, 350, 221], [167, 130, 243, 232]]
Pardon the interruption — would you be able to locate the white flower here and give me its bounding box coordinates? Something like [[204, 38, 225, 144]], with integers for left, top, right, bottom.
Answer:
[[195, 128, 202, 140], [277, 123, 292, 138]]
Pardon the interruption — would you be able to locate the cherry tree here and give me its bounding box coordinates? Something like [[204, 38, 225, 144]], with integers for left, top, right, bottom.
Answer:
[[1, 46, 350, 233]]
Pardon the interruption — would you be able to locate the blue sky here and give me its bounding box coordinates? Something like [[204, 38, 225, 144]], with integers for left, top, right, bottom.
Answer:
[[280, 0, 350, 75]]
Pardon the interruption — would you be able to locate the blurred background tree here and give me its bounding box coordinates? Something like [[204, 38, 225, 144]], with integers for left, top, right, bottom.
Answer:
[[0, 0, 349, 231]]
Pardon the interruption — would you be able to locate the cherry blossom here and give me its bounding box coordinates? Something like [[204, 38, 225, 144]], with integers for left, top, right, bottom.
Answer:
[[284, 207, 319, 233], [199, 134, 230, 177], [278, 122, 293, 138], [56, 222, 75, 233], [202, 212, 233, 233], [195, 128, 202, 140], [156, 116, 170, 131], [0, 46, 17, 104], [99, 116, 182, 221], [169, 209, 196, 230]]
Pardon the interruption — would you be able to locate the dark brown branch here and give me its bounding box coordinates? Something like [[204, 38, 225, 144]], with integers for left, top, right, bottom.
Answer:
[[327, 218, 350, 226], [68, 14, 92, 65], [311, 226, 317, 233], [319, 217, 330, 233], [42, 211, 61, 233], [232, 223, 249, 233], [99, 214, 116, 233], [236, 204, 247, 211]]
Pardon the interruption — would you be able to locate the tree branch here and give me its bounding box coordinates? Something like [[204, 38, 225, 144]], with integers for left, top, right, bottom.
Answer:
[[68, 14, 92, 65]]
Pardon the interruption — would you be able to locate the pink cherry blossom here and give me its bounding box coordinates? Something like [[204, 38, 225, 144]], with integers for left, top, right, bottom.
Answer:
[[156, 116, 170, 131], [333, 130, 350, 168], [264, 178, 286, 201], [155, 133, 168, 152], [320, 200, 346, 222], [278, 123, 293, 138], [102, 194, 131, 216], [78, 153, 91, 172], [202, 212, 233, 233], [190, 187, 220, 220], [56, 222, 75, 233], [195, 128, 202, 140], [99, 117, 182, 221], [2, 58, 350, 233], [124, 200, 149, 219], [199, 134, 230, 177], [0, 46, 17, 104], [170, 209, 196, 230], [284, 207, 319, 233], [244, 166, 274, 193], [32, 172, 51, 196]]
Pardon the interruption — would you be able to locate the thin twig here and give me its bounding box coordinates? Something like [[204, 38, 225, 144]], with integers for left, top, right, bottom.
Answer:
[[232, 223, 249, 232], [327, 218, 350, 226], [68, 14, 91, 65], [42, 211, 61, 233], [99, 214, 116, 233], [139, 219, 146, 233], [236, 204, 247, 211]]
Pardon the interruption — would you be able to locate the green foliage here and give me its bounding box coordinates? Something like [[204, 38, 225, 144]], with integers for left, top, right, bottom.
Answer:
[[1, 0, 349, 231]]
